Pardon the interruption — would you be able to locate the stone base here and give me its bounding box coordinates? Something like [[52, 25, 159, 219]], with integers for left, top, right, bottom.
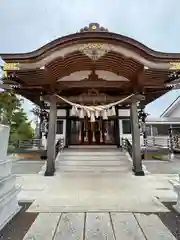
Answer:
[[134, 170, 145, 176], [0, 125, 21, 230], [0, 160, 12, 179], [44, 171, 54, 176], [132, 167, 145, 176], [44, 167, 55, 176], [172, 204, 180, 214], [172, 184, 180, 214], [0, 186, 21, 231], [0, 175, 16, 199]]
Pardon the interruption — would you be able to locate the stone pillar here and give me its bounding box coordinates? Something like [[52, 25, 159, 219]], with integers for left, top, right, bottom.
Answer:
[[130, 98, 144, 176], [173, 180, 180, 214], [45, 95, 57, 176]]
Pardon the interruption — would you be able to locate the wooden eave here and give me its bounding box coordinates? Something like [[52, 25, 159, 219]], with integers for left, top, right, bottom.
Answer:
[[1, 23, 179, 106], [1, 31, 180, 63]]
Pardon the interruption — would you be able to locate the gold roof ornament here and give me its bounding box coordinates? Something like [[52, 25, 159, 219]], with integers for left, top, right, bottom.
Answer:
[[2, 62, 19, 78], [169, 62, 180, 70], [91, 25, 97, 30], [3, 62, 19, 71], [79, 23, 109, 33]]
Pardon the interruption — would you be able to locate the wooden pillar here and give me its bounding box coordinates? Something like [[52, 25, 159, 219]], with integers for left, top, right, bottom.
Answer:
[[115, 106, 120, 147], [65, 109, 70, 147], [130, 98, 144, 176], [45, 95, 57, 176]]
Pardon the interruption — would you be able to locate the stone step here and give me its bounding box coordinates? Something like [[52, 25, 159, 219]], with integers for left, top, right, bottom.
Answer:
[[52, 149, 131, 175], [60, 151, 125, 157], [57, 156, 127, 161], [56, 160, 128, 166], [55, 166, 130, 172]]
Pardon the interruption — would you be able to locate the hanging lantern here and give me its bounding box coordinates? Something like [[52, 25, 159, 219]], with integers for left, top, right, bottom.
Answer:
[[79, 108, 84, 119]]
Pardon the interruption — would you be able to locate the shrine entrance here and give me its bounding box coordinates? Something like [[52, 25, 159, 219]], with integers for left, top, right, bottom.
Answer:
[[70, 118, 116, 145], [2, 22, 179, 177]]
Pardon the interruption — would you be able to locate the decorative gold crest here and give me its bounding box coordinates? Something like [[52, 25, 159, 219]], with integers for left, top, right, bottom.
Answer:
[[79, 43, 110, 61], [169, 62, 180, 70]]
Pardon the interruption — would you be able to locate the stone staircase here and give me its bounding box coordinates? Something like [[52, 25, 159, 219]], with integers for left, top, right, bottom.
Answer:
[[55, 146, 132, 174]]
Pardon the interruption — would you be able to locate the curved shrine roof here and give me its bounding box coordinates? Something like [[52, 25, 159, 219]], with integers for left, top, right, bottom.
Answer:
[[1, 23, 180, 106]]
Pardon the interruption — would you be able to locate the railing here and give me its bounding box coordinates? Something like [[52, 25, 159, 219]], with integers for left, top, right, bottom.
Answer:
[[55, 137, 65, 157], [17, 138, 43, 149], [122, 138, 133, 157], [145, 136, 170, 148]]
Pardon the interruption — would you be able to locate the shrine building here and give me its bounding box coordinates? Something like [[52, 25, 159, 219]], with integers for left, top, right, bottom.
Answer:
[[1, 23, 180, 176]]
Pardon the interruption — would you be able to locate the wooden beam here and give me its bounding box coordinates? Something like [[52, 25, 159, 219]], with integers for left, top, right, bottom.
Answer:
[[57, 80, 125, 88]]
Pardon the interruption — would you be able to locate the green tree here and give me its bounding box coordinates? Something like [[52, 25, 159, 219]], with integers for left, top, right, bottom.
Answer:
[[0, 91, 34, 151], [0, 91, 21, 124]]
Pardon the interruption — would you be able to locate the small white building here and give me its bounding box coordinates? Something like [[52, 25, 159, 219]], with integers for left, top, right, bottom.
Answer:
[[146, 96, 180, 138]]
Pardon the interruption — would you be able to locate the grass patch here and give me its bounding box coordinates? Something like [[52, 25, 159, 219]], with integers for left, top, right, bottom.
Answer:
[[144, 152, 168, 160]]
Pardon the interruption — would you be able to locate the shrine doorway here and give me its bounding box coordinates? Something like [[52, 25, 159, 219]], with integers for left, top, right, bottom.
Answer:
[[69, 118, 117, 145]]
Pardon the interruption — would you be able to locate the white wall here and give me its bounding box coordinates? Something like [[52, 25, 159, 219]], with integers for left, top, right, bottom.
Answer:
[[118, 109, 130, 117], [57, 109, 66, 117]]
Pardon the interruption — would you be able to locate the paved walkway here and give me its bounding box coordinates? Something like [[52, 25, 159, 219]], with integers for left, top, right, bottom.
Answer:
[[12, 160, 45, 174], [144, 157, 180, 174], [16, 147, 178, 212], [23, 212, 176, 239], [16, 172, 178, 213], [13, 147, 179, 239]]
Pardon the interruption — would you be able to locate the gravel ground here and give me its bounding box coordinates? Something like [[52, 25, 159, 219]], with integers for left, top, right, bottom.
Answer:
[[157, 202, 180, 240], [0, 203, 38, 240], [12, 160, 45, 174]]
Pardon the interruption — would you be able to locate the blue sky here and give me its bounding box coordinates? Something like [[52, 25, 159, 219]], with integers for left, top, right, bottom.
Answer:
[[0, 0, 180, 120]]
